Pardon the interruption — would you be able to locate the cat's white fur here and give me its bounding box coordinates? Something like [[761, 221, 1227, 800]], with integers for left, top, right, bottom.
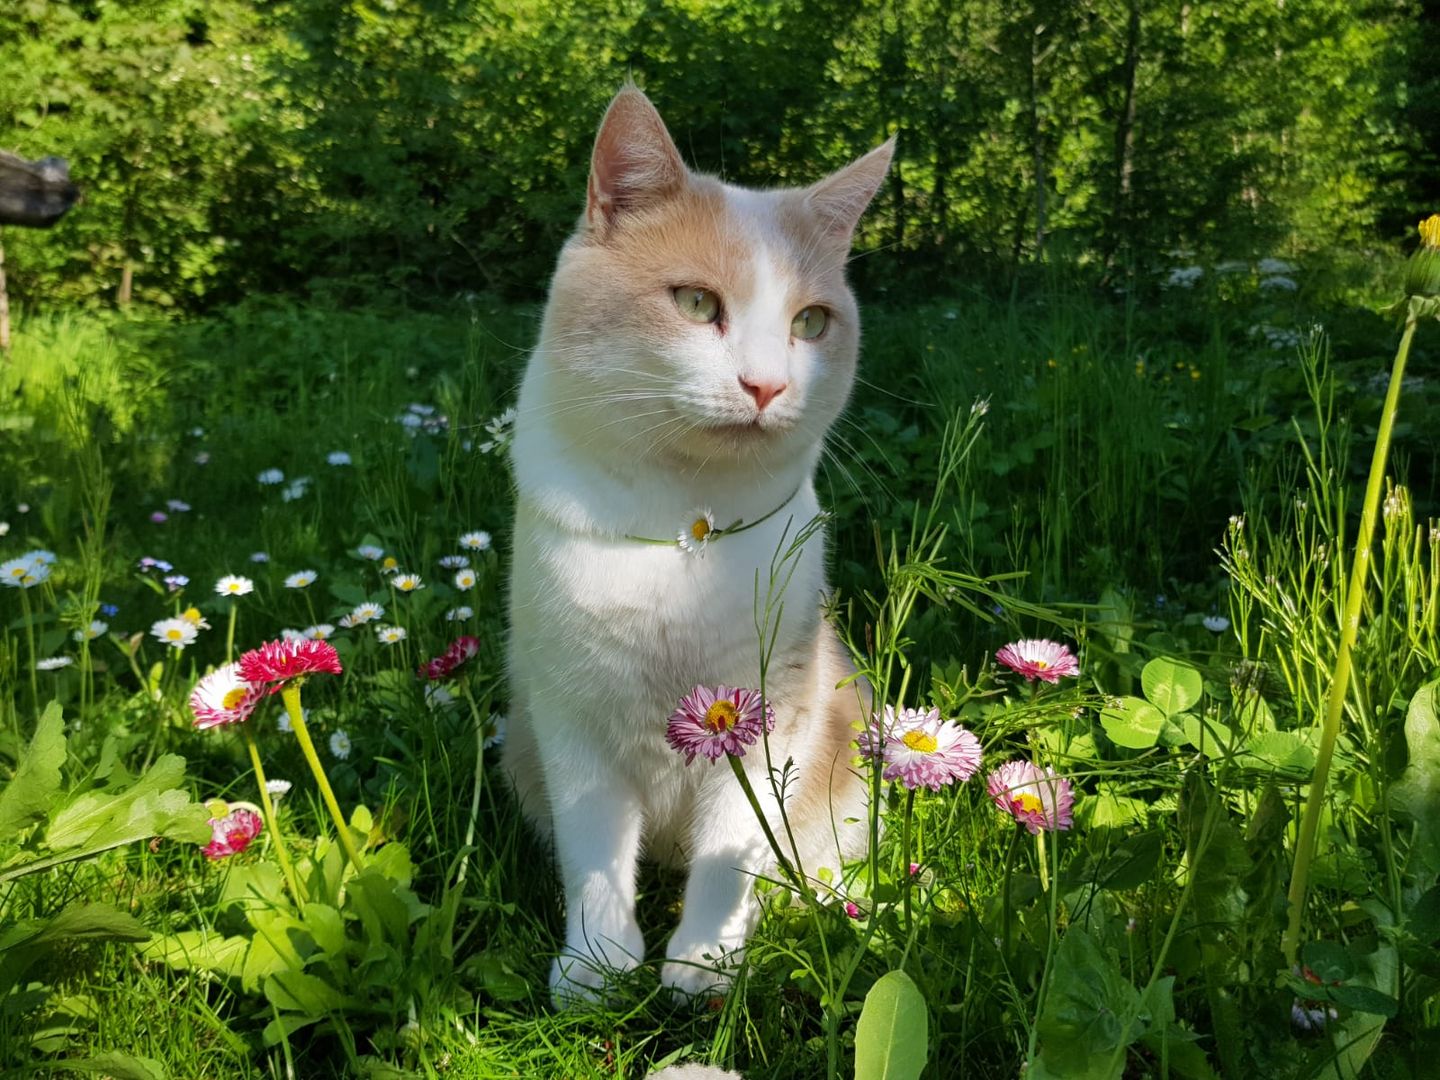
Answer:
[[503, 87, 892, 1007]]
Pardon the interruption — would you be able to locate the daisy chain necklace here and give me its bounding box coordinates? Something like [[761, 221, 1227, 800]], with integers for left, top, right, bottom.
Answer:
[[625, 484, 803, 555]]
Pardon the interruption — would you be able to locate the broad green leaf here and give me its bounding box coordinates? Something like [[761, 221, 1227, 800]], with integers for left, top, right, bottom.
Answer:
[[1313, 944, 1397, 1080], [302, 903, 347, 958], [138, 930, 250, 980], [1100, 697, 1166, 749], [1180, 713, 1234, 754], [1035, 929, 1139, 1078], [0, 904, 149, 994], [39, 1051, 167, 1079], [264, 968, 355, 1016], [44, 753, 211, 854], [1141, 658, 1202, 716], [1392, 682, 1440, 872], [1242, 731, 1316, 774], [1076, 786, 1148, 829], [0, 702, 66, 836], [1300, 940, 1354, 983], [854, 970, 928, 1080]]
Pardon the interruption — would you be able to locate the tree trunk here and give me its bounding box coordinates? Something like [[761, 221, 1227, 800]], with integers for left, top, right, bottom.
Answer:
[[0, 228, 10, 355], [1028, 16, 1047, 259], [1105, 0, 1142, 270], [117, 259, 133, 306]]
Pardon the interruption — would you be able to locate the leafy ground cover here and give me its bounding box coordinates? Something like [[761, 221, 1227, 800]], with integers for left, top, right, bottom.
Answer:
[[2, 261, 1439, 1079]]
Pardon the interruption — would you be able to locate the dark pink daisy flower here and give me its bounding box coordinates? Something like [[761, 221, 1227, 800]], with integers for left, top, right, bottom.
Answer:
[[203, 807, 264, 860], [189, 663, 264, 730], [995, 638, 1080, 683], [237, 638, 343, 686], [986, 760, 1075, 834], [418, 635, 482, 681], [665, 684, 775, 764]]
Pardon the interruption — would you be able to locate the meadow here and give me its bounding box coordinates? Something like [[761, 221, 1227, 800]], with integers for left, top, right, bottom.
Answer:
[[2, 249, 1438, 1080]]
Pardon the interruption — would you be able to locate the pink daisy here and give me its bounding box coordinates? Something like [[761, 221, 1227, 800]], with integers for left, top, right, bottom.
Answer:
[[665, 684, 775, 764], [417, 634, 482, 681], [861, 705, 982, 791], [202, 807, 264, 860], [987, 760, 1075, 834], [995, 639, 1080, 683], [189, 663, 264, 730], [237, 638, 343, 687]]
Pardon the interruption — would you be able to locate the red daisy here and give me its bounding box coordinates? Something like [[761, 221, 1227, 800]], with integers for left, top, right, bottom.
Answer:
[[237, 638, 343, 686]]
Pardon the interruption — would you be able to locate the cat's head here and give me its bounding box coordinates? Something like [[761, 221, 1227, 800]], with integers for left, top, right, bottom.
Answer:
[[539, 86, 892, 469]]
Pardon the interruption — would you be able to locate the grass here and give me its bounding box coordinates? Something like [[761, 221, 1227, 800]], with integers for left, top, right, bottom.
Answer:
[[1, 257, 1438, 1079]]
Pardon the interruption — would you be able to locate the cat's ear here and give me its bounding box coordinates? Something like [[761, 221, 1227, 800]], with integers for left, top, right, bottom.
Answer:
[[806, 138, 895, 244], [586, 86, 688, 233]]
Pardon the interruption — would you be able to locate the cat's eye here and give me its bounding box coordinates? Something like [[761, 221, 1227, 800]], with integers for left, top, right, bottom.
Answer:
[[791, 306, 829, 340], [672, 286, 721, 325]]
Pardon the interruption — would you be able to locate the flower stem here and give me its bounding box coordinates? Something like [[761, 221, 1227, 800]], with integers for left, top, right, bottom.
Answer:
[[243, 726, 304, 910], [726, 753, 802, 895], [20, 587, 38, 719], [1281, 306, 1417, 966], [225, 601, 237, 664], [1001, 823, 1022, 957], [901, 788, 916, 931], [1036, 829, 1049, 893], [280, 682, 365, 869]]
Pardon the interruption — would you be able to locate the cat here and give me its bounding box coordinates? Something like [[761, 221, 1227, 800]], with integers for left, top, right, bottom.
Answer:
[[502, 85, 892, 1007]]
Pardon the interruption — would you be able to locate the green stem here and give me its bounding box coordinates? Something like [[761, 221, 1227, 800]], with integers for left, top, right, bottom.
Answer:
[[1001, 824, 1022, 958], [225, 601, 238, 664], [1036, 829, 1049, 893], [20, 586, 38, 720], [901, 788, 916, 932], [243, 726, 304, 910], [1281, 308, 1417, 965], [726, 753, 800, 893], [281, 681, 365, 869], [456, 679, 487, 892]]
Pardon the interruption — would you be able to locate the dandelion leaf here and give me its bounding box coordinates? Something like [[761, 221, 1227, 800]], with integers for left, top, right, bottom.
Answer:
[[854, 969, 928, 1080], [1, 903, 149, 995], [43, 753, 210, 853], [0, 701, 66, 837], [138, 930, 250, 981], [1392, 682, 1440, 873], [41, 1052, 167, 1080]]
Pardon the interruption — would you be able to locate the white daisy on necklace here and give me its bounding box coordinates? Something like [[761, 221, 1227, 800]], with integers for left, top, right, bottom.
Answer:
[[677, 508, 716, 555]]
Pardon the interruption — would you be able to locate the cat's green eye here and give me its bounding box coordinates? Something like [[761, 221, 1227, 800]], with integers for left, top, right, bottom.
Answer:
[[673, 286, 721, 325], [791, 306, 829, 340]]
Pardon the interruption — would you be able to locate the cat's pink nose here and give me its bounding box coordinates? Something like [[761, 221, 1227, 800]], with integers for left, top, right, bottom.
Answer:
[[739, 376, 787, 412]]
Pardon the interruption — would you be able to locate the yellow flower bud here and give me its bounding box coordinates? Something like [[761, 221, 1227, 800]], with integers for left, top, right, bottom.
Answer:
[[1405, 214, 1440, 297]]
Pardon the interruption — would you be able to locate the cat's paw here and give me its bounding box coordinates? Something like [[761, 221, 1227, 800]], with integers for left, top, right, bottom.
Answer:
[[659, 939, 740, 999], [550, 927, 645, 1010]]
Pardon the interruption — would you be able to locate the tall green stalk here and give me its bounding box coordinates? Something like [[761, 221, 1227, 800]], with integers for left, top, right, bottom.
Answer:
[[280, 681, 365, 869], [243, 727, 304, 910], [1281, 300, 1420, 965]]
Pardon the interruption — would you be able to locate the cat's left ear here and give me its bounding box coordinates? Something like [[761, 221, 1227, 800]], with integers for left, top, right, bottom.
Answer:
[[806, 138, 896, 244]]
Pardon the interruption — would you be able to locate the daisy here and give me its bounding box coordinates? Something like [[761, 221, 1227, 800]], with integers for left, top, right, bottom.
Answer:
[[167, 499, 191, 512], [418, 634, 481, 679], [280, 479, 311, 502], [861, 706, 981, 791], [445, 606, 474, 622], [459, 531, 491, 552], [478, 407, 516, 454], [284, 570, 318, 589], [327, 451, 353, 466], [28, 550, 57, 565], [180, 607, 211, 629], [36, 656, 74, 671], [265, 778, 293, 800], [356, 544, 384, 561], [425, 684, 457, 710], [189, 663, 264, 729], [280, 628, 306, 642], [257, 468, 285, 485], [303, 624, 336, 640], [237, 638, 344, 685], [376, 625, 407, 645], [986, 760, 1075, 834], [665, 685, 775, 764], [393, 573, 424, 592], [73, 620, 108, 641], [250, 551, 270, 563], [203, 807, 264, 861], [329, 730, 353, 760], [1203, 614, 1230, 633], [438, 554, 469, 570], [381, 556, 399, 574], [453, 568, 477, 590], [215, 575, 255, 597], [483, 712, 507, 750], [995, 639, 1080, 683], [344, 601, 385, 626], [194, 452, 211, 466], [677, 509, 716, 555], [0, 556, 48, 588], [151, 617, 199, 649]]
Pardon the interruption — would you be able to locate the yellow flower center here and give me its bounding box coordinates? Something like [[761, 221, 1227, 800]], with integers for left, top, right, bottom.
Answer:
[[182, 607, 202, 624], [902, 730, 938, 753], [382, 557, 398, 570], [222, 687, 248, 710], [1420, 214, 1440, 249], [8, 567, 24, 578], [704, 700, 739, 732], [690, 518, 712, 542], [1033, 659, 1048, 669], [166, 628, 184, 640], [1013, 793, 1044, 815]]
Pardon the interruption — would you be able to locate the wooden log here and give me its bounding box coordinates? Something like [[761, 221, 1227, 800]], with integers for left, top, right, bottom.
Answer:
[[0, 151, 80, 228]]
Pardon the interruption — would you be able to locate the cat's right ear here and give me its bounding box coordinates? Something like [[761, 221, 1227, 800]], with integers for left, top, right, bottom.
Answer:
[[586, 86, 688, 235]]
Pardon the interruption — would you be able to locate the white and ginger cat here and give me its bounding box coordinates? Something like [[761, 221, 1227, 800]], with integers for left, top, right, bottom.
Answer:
[[503, 86, 892, 1007]]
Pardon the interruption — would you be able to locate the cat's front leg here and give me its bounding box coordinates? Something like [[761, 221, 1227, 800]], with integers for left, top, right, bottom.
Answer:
[[660, 763, 781, 998], [541, 727, 647, 1008]]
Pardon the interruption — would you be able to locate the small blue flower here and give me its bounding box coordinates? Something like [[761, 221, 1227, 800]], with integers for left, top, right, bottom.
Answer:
[[99, 603, 119, 618]]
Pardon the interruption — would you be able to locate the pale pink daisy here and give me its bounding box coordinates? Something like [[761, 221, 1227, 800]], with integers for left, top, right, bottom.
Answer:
[[203, 807, 263, 860], [986, 760, 1075, 834], [189, 663, 264, 729], [861, 705, 981, 791], [665, 684, 775, 764], [995, 639, 1080, 683]]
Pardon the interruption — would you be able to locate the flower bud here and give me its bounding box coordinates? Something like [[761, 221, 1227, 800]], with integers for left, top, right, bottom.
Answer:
[[1404, 214, 1440, 297]]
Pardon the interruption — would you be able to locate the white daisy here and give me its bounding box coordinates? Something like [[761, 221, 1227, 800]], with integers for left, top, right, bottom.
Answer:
[[276, 710, 293, 733], [425, 684, 457, 711], [166, 499, 191, 512], [375, 625, 407, 644], [393, 573, 424, 592], [329, 730, 353, 759], [677, 508, 716, 555], [356, 544, 384, 561], [151, 617, 199, 649], [281, 478, 311, 502], [483, 713, 507, 750], [326, 451, 353, 466], [407, 403, 436, 417], [0, 555, 49, 588], [438, 554, 469, 569], [28, 549, 57, 565], [349, 601, 385, 624], [265, 778, 293, 799], [453, 568, 477, 590], [250, 551, 270, 563], [445, 606, 474, 622], [280, 628, 306, 642], [303, 624, 336, 641], [36, 656, 74, 671], [73, 620, 108, 641], [257, 468, 285, 485], [459, 531, 491, 551], [1203, 615, 1230, 633], [284, 570, 318, 589], [215, 575, 255, 597]]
